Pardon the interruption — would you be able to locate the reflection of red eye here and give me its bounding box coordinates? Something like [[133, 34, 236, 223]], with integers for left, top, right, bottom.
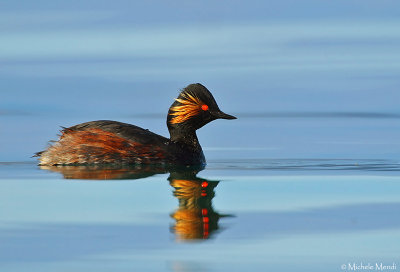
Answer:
[[201, 104, 209, 111]]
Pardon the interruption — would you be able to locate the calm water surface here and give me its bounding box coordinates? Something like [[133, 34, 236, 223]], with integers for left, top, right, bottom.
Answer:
[[1, 1, 400, 271], [0, 159, 400, 272]]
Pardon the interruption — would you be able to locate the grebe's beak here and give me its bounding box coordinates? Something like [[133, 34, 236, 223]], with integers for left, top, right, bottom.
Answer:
[[213, 111, 237, 120]]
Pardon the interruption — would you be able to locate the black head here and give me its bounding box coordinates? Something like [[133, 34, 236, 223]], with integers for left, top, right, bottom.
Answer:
[[167, 83, 236, 134]]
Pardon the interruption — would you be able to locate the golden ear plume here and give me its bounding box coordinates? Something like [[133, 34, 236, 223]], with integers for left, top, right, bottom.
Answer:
[[169, 92, 205, 124]]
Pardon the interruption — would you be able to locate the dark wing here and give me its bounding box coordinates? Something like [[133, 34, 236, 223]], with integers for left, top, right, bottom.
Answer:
[[36, 120, 172, 165], [69, 120, 169, 145]]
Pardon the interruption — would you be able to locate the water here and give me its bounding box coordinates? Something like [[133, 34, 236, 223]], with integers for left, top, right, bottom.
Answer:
[[1, 161, 400, 271], [1, 1, 400, 271]]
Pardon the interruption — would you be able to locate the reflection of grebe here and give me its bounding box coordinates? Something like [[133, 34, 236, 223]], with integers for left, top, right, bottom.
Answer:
[[169, 172, 228, 241], [39, 165, 170, 180], [35, 83, 235, 166], [39, 165, 231, 240]]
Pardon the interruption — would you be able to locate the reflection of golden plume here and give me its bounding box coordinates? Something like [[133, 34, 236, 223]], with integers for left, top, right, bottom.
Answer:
[[170, 176, 220, 241], [169, 92, 205, 124]]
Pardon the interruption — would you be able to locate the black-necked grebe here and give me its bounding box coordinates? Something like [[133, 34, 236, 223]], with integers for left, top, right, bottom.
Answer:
[[35, 83, 236, 165]]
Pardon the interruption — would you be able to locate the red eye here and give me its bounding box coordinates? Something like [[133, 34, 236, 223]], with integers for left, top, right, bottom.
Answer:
[[201, 104, 209, 111]]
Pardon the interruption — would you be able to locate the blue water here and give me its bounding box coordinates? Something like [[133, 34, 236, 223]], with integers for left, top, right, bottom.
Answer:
[[1, 1, 400, 271]]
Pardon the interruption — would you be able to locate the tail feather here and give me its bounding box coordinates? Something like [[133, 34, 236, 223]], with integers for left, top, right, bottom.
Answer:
[[32, 151, 43, 158]]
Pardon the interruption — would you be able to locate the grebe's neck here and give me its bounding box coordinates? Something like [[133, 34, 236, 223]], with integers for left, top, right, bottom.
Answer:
[[169, 128, 202, 151]]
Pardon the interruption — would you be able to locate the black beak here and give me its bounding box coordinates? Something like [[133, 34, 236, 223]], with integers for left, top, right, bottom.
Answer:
[[213, 111, 237, 120]]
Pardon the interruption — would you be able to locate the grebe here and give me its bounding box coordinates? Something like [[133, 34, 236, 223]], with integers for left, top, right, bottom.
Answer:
[[35, 83, 236, 166]]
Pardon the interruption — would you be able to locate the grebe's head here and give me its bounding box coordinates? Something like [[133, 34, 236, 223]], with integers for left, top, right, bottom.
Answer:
[[167, 83, 236, 133]]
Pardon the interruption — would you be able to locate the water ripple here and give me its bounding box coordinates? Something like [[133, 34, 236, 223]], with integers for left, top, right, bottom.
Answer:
[[207, 159, 400, 172]]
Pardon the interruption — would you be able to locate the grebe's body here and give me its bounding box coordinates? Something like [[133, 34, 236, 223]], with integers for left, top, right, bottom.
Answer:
[[36, 83, 235, 166], [37, 120, 205, 165]]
